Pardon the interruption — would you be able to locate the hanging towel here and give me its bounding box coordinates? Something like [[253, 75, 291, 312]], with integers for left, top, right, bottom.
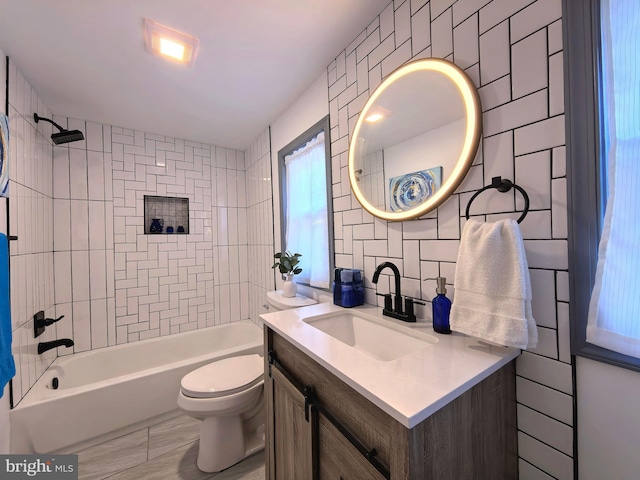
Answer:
[[0, 233, 15, 398], [450, 219, 537, 349]]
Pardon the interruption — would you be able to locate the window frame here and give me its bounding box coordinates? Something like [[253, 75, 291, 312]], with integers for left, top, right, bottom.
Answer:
[[277, 115, 334, 290], [564, 0, 640, 372]]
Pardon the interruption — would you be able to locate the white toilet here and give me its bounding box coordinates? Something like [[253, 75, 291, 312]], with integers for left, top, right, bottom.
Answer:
[[177, 354, 265, 473], [178, 291, 316, 473]]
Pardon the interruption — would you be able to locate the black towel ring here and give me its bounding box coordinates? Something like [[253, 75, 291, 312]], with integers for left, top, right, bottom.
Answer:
[[465, 176, 530, 224]]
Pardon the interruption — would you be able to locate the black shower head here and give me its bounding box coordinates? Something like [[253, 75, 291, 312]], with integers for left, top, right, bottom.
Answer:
[[33, 113, 85, 145]]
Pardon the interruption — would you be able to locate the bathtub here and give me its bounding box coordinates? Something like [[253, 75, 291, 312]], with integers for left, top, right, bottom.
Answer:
[[10, 320, 263, 454]]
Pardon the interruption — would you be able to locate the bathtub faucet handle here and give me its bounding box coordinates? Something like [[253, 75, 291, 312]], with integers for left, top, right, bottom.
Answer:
[[44, 315, 65, 327], [36, 315, 65, 329]]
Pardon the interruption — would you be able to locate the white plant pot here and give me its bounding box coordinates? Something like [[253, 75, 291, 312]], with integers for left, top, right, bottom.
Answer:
[[282, 275, 297, 298]]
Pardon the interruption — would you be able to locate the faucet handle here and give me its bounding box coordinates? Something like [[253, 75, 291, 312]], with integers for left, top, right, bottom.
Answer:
[[403, 297, 425, 322], [376, 292, 393, 312]]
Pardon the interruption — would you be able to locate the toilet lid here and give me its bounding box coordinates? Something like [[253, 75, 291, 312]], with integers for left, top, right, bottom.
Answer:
[[181, 354, 263, 399]]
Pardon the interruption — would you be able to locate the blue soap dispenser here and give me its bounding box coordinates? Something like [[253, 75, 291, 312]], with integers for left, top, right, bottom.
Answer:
[[432, 277, 452, 334]]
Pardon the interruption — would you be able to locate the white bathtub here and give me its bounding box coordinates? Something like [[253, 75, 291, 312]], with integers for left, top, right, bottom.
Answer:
[[10, 320, 263, 454]]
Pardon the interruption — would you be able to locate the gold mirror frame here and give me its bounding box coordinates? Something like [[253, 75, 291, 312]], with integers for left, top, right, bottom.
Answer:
[[348, 58, 482, 221]]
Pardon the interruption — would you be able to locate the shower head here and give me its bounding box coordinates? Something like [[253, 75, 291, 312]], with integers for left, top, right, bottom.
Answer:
[[33, 113, 85, 145]]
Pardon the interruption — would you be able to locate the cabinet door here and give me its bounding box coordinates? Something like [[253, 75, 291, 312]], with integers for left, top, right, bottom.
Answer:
[[269, 366, 316, 480], [318, 413, 386, 480]]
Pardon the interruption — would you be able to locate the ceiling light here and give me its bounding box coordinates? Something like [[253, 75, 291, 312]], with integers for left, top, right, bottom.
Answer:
[[144, 18, 199, 66]]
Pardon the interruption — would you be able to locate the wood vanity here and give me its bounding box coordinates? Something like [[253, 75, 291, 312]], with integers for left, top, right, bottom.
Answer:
[[261, 304, 519, 479]]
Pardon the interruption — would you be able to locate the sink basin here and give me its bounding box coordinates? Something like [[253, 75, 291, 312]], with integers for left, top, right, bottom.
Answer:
[[303, 312, 437, 361]]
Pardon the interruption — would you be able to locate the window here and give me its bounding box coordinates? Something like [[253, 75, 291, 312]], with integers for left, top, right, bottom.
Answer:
[[278, 116, 334, 289], [566, 0, 640, 371]]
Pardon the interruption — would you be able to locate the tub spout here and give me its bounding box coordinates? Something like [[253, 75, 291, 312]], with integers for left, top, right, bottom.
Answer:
[[38, 339, 74, 354]]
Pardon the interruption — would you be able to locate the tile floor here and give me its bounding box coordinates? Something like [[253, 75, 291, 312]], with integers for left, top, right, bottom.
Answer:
[[74, 413, 265, 480]]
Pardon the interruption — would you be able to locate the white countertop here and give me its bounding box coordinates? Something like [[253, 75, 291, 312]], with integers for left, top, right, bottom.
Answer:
[[260, 302, 520, 428]]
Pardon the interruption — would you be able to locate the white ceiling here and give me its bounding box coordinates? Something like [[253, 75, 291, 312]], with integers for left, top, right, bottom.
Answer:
[[0, 0, 389, 150]]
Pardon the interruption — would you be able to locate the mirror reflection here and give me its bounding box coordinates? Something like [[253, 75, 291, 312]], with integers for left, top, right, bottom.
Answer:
[[348, 58, 482, 221]]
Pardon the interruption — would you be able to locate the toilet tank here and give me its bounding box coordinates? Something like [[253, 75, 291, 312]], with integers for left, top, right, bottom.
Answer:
[[265, 290, 317, 311]]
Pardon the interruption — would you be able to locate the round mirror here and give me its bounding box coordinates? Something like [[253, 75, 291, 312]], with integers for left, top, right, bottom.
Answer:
[[348, 58, 482, 221]]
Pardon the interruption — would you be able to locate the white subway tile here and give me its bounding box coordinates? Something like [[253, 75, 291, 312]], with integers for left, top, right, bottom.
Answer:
[[526, 326, 558, 359], [395, 1, 411, 46], [87, 151, 105, 201], [548, 19, 563, 55], [515, 115, 565, 156], [403, 241, 421, 279], [552, 178, 568, 239], [483, 90, 548, 137], [549, 52, 564, 117], [69, 148, 88, 200], [529, 269, 556, 328], [411, 4, 431, 54], [557, 302, 571, 364], [54, 252, 73, 304], [70, 200, 89, 251], [524, 240, 568, 270], [72, 300, 91, 353], [431, 8, 454, 58], [72, 251, 90, 302], [88, 201, 106, 251], [419, 240, 459, 262], [512, 30, 548, 99], [54, 199, 71, 251], [53, 147, 70, 199], [453, 14, 479, 69], [479, 21, 510, 85], [90, 250, 107, 300]]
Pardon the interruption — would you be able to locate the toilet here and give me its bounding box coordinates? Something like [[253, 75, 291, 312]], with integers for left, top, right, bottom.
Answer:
[[178, 291, 316, 473], [177, 354, 265, 473]]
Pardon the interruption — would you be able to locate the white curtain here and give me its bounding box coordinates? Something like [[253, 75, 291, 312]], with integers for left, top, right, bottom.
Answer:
[[586, 0, 640, 358], [284, 131, 330, 289]]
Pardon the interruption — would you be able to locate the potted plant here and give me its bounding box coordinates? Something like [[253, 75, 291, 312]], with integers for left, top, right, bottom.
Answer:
[[272, 251, 302, 297]]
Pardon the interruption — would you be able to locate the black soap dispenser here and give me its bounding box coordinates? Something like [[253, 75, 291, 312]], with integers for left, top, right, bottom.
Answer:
[[432, 277, 452, 334]]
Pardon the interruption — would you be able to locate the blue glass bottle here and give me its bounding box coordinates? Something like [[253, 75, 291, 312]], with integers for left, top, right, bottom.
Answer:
[[432, 277, 451, 334]]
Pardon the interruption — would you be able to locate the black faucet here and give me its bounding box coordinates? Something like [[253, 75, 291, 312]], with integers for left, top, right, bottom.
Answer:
[[38, 339, 74, 354], [372, 262, 424, 322]]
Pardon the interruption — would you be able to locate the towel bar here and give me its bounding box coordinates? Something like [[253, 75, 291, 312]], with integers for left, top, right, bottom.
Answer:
[[465, 176, 530, 223]]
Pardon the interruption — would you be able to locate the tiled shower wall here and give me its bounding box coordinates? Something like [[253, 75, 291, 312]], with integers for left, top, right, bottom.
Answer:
[[52, 120, 253, 352], [245, 128, 276, 327], [6, 59, 58, 403], [328, 0, 572, 478]]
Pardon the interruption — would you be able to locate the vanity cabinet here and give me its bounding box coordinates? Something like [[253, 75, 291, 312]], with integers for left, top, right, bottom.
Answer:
[[265, 327, 518, 480]]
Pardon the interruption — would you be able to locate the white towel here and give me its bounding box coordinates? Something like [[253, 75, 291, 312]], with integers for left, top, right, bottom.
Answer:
[[450, 219, 537, 349]]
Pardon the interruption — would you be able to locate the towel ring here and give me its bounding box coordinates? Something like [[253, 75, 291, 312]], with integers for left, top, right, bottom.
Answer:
[[465, 176, 530, 224]]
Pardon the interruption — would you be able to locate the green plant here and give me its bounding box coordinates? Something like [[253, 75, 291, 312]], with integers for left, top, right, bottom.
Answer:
[[272, 251, 302, 275]]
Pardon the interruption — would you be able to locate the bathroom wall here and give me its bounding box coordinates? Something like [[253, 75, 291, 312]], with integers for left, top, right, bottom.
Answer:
[[245, 128, 276, 326], [324, 0, 572, 478], [5, 59, 59, 405]]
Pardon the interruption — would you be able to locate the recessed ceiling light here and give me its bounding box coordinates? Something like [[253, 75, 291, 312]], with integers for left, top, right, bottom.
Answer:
[[144, 18, 199, 66]]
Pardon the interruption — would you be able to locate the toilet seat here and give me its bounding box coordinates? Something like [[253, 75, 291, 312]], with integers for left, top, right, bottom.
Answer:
[[181, 354, 263, 399]]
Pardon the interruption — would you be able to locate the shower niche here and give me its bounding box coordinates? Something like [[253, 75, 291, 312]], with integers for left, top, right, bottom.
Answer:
[[144, 195, 189, 234]]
